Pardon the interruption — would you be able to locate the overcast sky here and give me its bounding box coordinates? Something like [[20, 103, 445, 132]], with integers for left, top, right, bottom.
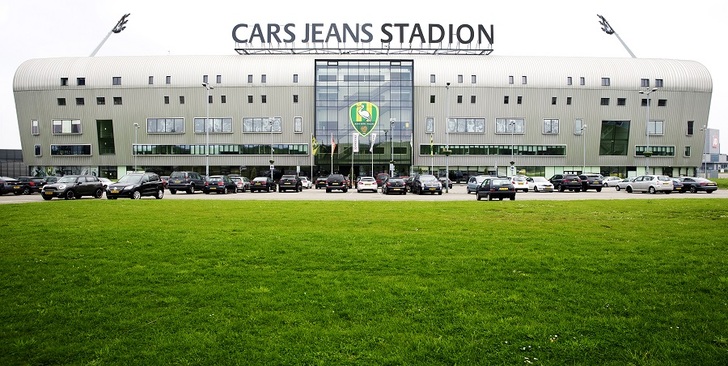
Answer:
[[1, 0, 725, 151]]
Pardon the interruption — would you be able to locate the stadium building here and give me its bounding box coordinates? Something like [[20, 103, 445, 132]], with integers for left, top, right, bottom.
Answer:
[[12, 24, 712, 180]]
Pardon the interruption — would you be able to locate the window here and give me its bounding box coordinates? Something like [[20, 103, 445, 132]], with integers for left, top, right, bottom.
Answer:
[[457, 74, 463, 83], [601, 77, 610, 86], [425, 117, 435, 133], [566, 96, 572, 105], [203, 75, 209, 84], [52, 119, 82, 134], [293, 74, 299, 83], [248, 74, 254, 83], [165, 76, 171, 84], [34, 144, 42, 157], [641, 98, 649, 107], [521, 76, 527, 84], [447, 118, 486, 133], [684, 146, 691, 157], [294, 116, 303, 133], [655, 79, 664, 87], [470, 95, 476, 104], [504, 96, 509, 104], [61, 77, 68, 86], [216, 75, 222, 84], [242, 117, 282, 133], [517, 96, 522, 105], [194, 117, 233, 133], [293, 95, 299, 103], [208, 95, 213, 104], [97, 97, 105, 105], [641, 78, 650, 87], [164, 96, 170, 104], [76, 97, 84, 106], [617, 98, 626, 106], [551, 96, 557, 105], [574, 119, 586, 135], [57, 98, 66, 106], [567, 77, 572, 85], [508, 75, 514, 84], [599, 120, 631, 156], [149, 76, 154, 85], [221, 95, 226, 104], [543, 119, 559, 134], [495, 118, 524, 134], [179, 96, 185, 104], [657, 99, 667, 107], [31, 120, 39, 136], [430, 95, 436, 103], [261, 74, 267, 83], [430, 74, 436, 83], [456, 95, 463, 104], [648, 120, 664, 135], [580, 77, 585, 86], [600, 98, 610, 106], [471, 75, 477, 84], [248, 95, 253, 103], [261, 95, 267, 103], [50, 144, 92, 156], [147, 118, 185, 133], [686, 120, 694, 135], [112, 77, 121, 85], [113, 97, 122, 105], [77, 77, 85, 86]]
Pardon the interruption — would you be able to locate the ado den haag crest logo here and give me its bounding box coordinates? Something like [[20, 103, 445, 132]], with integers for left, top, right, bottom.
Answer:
[[349, 102, 378, 136]]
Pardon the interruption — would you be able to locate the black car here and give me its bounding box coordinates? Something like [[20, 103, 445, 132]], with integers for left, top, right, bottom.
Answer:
[[411, 174, 443, 195], [167, 171, 206, 194], [12, 176, 46, 195], [41, 175, 104, 200], [549, 174, 583, 192], [381, 177, 407, 195], [106, 172, 165, 199], [315, 176, 328, 189], [326, 174, 348, 193], [204, 175, 237, 194], [679, 177, 718, 193], [278, 175, 303, 192], [578, 174, 604, 192], [250, 176, 276, 192], [475, 177, 516, 201], [0, 176, 19, 195]]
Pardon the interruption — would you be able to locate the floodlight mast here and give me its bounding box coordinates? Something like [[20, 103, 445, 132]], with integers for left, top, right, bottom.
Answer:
[[597, 14, 636, 58], [90, 13, 130, 57]]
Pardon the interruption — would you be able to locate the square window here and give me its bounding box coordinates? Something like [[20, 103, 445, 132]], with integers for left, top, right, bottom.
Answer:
[[684, 146, 691, 157], [456, 95, 463, 104], [76, 97, 84, 106], [112, 77, 121, 85], [508, 75, 514, 84], [617, 98, 626, 106], [430, 95, 436, 103], [247, 95, 253, 103], [567, 77, 573, 85], [61, 77, 69, 86], [261, 95, 267, 103], [293, 74, 299, 83], [457, 75, 463, 83], [641, 78, 650, 87], [165, 76, 171, 84], [96, 97, 105, 105], [57, 98, 66, 106], [543, 119, 559, 134], [655, 79, 664, 87], [216, 75, 222, 84], [566, 96, 572, 105], [221, 95, 226, 104], [430, 74, 436, 83], [164, 96, 170, 104], [600, 98, 610, 106], [248, 74, 253, 83], [504, 96, 509, 104], [203, 75, 209, 84], [471, 75, 477, 84], [77, 77, 85, 86], [179, 96, 185, 104], [470, 95, 476, 103], [261, 74, 267, 83], [521, 76, 527, 84], [601, 77, 610, 86], [551, 96, 557, 105], [113, 97, 122, 105], [517, 96, 523, 104], [657, 99, 667, 107]]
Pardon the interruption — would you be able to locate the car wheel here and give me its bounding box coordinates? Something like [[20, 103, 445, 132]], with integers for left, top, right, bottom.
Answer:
[[707, 190, 713, 194], [155, 189, 164, 199], [64, 190, 75, 200], [488, 195, 493, 201], [188, 186, 195, 194], [170, 189, 177, 194], [94, 188, 104, 199], [23, 187, 31, 195], [533, 186, 539, 192], [690, 186, 697, 193], [499, 197, 503, 201], [626, 186, 633, 193], [559, 186, 565, 192], [132, 190, 142, 199], [510, 196, 516, 200], [438, 191, 442, 195], [648, 186, 656, 194], [42, 195, 53, 200], [477, 194, 482, 201], [616, 186, 621, 191], [343, 188, 348, 193], [596, 187, 602, 192]]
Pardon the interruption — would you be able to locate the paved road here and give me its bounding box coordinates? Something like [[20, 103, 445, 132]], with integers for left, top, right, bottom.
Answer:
[[2, 185, 725, 203]]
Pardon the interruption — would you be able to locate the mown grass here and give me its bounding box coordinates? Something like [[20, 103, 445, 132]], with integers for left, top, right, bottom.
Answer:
[[1, 199, 727, 365]]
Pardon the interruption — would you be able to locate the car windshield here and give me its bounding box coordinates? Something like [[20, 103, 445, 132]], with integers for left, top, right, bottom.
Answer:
[[57, 176, 77, 183], [253, 177, 267, 182], [117, 175, 142, 184], [420, 175, 438, 182], [533, 177, 548, 183], [361, 177, 376, 182], [170, 172, 187, 178], [281, 175, 296, 180], [493, 179, 511, 186], [512, 176, 526, 182]]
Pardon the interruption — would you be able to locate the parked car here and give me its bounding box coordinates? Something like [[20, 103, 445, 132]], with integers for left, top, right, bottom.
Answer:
[[602, 176, 622, 187], [549, 174, 582, 192], [160, 175, 170, 189], [250, 176, 276, 192], [41, 175, 104, 200], [678, 177, 718, 193], [300, 177, 313, 189], [204, 175, 237, 194], [509, 175, 529, 192], [0, 176, 19, 195], [230, 176, 251, 192], [438, 176, 453, 189], [475, 177, 516, 201], [326, 174, 348, 193], [12, 176, 46, 195], [411, 174, 442, 195], [278, 175, 303, 192], [356, 176, 378, 193], [579, 173, 604, 192], [381, 177, 407, 195], [315, 176, 328, 189], [375, 173, 390, 187], [106, 172, 165, 199], [466, 175, 491, 194], [625, 175, 673, 194], [670, 178, 685, 193], [615, 177, 636, 191], [98, 177, 112, 190], [527, 176, 554, 192], [167, 171, 206, 194]]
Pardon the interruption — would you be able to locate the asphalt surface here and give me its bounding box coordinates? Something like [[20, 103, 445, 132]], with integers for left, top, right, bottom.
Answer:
[[2, 184, 725, 203]]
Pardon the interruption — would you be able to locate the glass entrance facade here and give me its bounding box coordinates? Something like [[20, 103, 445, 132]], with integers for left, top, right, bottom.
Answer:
[[314, 59, 414, 178]]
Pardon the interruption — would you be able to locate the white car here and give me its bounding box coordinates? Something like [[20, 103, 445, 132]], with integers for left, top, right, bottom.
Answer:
[[602, 176, 622, 187], [510, 175, 529, 192], [356, 176, 378, 193], [625, 175, 673, 194], [300, 177, 312, 189], [527, 176, 554, 192]]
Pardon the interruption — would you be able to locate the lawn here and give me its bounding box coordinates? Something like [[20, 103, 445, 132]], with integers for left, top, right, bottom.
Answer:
[[1, 199, 727, 365]]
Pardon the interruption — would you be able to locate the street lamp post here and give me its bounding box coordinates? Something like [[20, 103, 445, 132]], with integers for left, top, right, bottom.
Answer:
[[509, 119, 516, 176], [389, 118, 395, 178], [581, 124, 588, 173], [700, 125, 707, 178], [269, 118, 275, 181], [202, 83, 214, 177], [133, 123, 139, 172], [444, 82, 451, 193], [639, 87, 657, 174]]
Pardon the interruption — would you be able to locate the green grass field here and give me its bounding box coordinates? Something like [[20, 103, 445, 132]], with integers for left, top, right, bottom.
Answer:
[[1, 199, 727, 365]]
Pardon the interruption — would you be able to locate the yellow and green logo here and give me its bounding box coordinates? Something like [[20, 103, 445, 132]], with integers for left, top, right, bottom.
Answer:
[[349, 102, 378, 136]]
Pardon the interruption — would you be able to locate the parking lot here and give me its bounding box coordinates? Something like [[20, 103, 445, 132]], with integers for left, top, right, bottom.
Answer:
[[2, 184, 725, 204]]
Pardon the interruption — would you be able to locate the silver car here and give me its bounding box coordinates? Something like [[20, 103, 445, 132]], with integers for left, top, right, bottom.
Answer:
[[466, 175, 493, 194], [625, 175, 673, 194]]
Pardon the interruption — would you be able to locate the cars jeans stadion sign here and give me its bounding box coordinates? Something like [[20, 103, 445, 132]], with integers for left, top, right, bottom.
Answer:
[[232, 22, 494, 49]]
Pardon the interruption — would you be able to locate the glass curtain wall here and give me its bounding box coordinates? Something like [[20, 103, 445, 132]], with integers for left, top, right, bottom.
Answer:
[[314, 60, 414, 177]]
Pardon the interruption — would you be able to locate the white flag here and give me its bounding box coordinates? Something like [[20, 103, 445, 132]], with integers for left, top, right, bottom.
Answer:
[[352, 132, 359, 153], [369, 132, 377, 153]]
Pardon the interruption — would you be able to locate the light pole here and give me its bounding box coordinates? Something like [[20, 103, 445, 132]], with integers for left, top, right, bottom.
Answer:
[[509, 119, 516, 176], [133, 123, 139, 172], [581, 124, 588, 173], [639, 87, 657, 174], [269, 118, 275, 181], [202, 82, 214, 177], [700, 125, 707, 178], [444, 82, 451, 192], [389, 118, 395, 178]]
